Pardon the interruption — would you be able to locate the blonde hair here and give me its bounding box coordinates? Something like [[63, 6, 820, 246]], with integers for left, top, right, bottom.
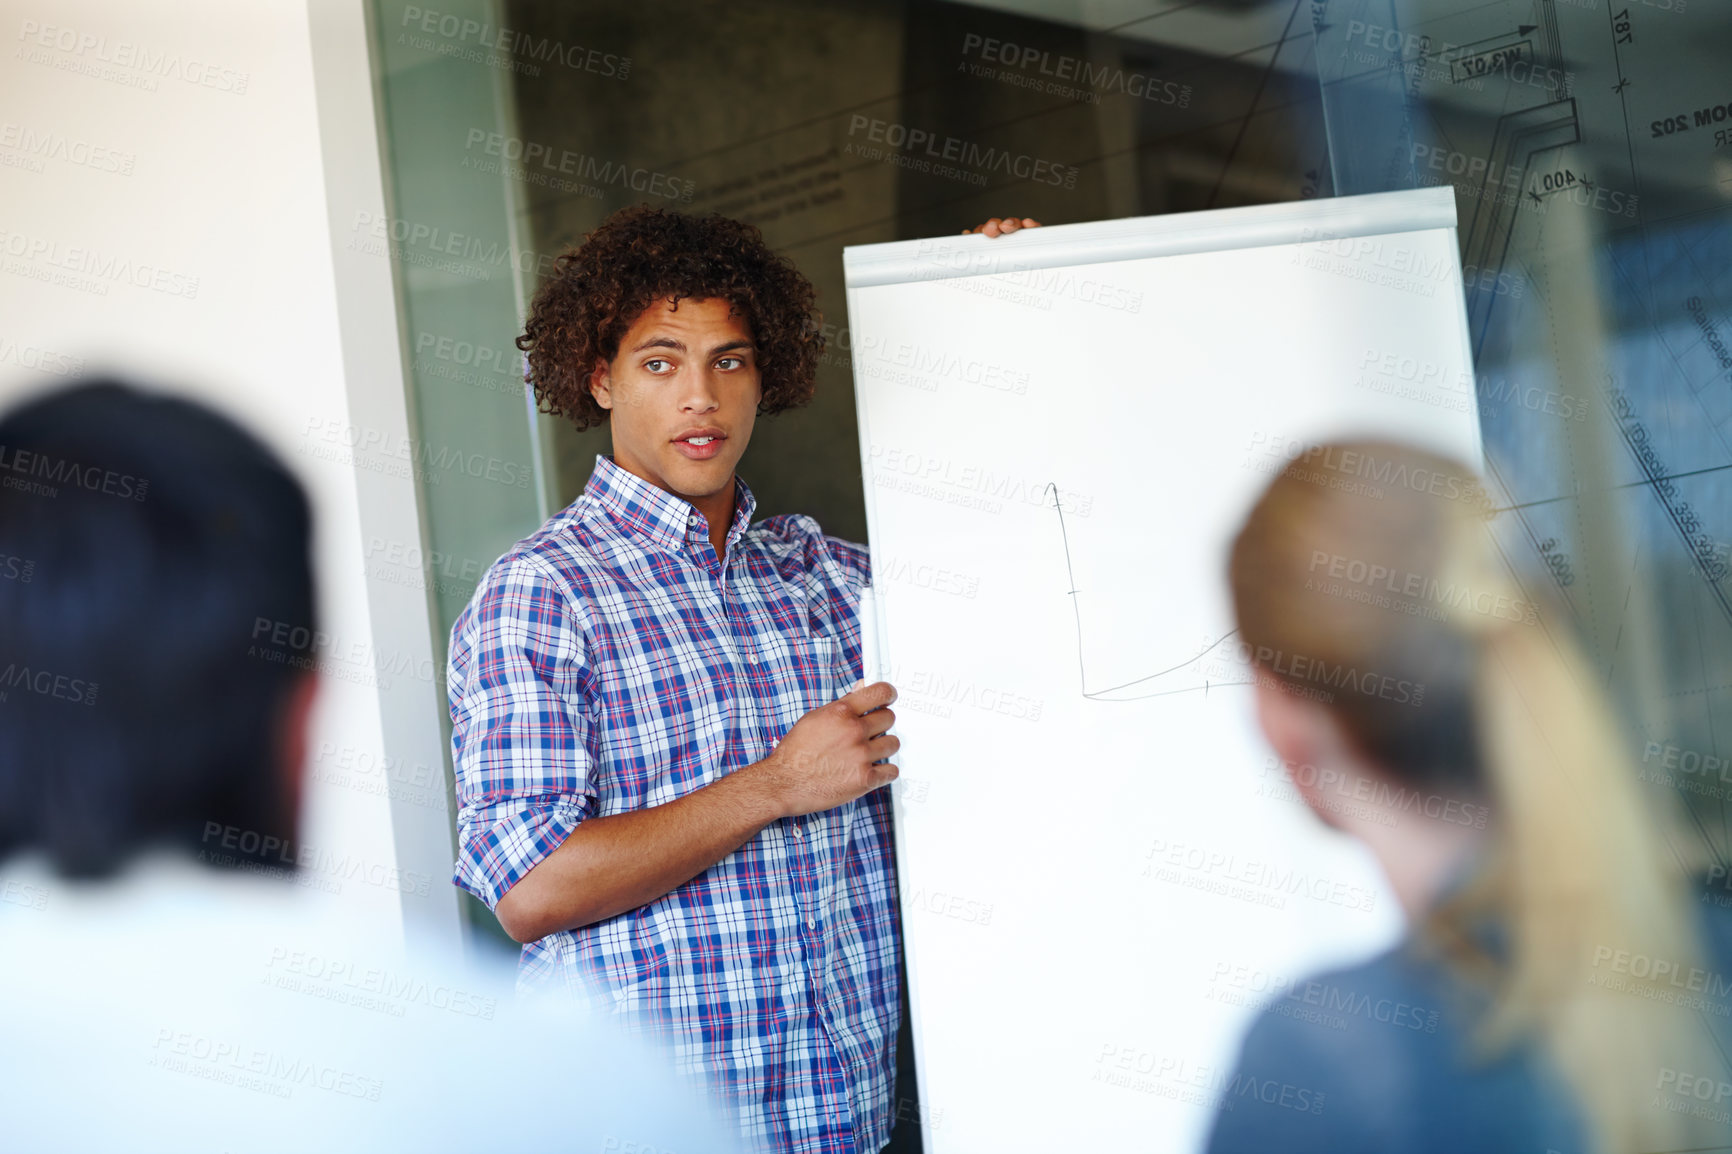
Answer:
[[1229, 439, 1722, 1153]]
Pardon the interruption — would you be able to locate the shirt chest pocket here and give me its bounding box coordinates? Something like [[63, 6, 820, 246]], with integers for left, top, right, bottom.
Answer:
[[759, 632, 840, 740]]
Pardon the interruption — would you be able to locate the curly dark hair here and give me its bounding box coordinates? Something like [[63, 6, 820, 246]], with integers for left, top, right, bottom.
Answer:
[[516, 204, 825, 430]]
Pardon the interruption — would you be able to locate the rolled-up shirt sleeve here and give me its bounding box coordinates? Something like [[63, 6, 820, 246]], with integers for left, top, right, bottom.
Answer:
[[447, 552, 600, 910]]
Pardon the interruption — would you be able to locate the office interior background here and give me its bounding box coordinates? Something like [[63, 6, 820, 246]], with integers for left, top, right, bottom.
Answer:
[[4, 0, 1730, 1148]]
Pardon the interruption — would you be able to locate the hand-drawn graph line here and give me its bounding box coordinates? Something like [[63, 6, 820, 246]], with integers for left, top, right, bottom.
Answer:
[[1046, 481, 1254, 702]]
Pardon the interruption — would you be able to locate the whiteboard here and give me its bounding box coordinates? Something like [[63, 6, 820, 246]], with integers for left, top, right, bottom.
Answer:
[[844, 188, 1482, 1153]]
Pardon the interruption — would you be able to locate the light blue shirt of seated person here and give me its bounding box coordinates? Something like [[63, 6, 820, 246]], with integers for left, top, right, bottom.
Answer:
[[0, 852, 743, 1154]]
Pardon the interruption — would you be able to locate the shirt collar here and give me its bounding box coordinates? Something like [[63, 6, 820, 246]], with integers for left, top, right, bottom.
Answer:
[[585, 453, 757, 557]]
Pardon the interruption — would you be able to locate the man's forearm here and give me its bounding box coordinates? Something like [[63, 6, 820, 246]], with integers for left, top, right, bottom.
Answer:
[[494, 762, 784, 943], [490, 681, 899, 943]]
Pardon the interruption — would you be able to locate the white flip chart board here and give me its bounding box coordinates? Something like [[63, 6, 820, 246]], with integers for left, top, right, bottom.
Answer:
[[843, 187, 1483, 1153]]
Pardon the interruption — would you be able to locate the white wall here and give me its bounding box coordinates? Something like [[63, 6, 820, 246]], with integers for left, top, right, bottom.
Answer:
[[0, 0, 460, 948]]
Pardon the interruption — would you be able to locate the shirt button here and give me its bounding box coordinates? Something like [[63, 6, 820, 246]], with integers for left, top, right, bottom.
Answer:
[[791, 822, 804, 839], [806, 916, 818, 930]]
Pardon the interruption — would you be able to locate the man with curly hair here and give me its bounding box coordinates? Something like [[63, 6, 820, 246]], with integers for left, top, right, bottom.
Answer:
[[446, 204, 1037, 1154]]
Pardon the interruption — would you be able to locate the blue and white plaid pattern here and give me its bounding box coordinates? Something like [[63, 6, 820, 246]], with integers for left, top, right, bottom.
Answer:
[[448, 454, 899, 1154]]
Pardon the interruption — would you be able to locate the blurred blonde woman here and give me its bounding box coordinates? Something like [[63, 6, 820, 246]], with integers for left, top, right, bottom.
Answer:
[[1205, 439, 1731, 1154]]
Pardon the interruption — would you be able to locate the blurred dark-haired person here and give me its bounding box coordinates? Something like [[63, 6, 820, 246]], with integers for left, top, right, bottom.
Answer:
[[0, 379, 314, 876], [0, 380, 738, 1153], [449, 205, 1035, 1153], [1204, 439, 1732, 1154]]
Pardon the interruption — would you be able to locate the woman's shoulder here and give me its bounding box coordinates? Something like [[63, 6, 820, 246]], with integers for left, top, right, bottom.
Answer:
[[1204, 945, 1584, 1154]]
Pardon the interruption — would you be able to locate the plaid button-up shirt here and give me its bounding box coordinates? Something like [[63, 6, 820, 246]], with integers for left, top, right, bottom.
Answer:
[[448, 454, 900, 1154]]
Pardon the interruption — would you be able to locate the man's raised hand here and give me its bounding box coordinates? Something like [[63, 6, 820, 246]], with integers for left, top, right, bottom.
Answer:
[[963, 216, 1042, 237]]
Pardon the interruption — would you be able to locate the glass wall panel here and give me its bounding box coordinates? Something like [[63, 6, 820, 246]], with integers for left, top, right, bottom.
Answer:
[[1314, 0, 1732, 873], [367, 0, 550, 950]]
